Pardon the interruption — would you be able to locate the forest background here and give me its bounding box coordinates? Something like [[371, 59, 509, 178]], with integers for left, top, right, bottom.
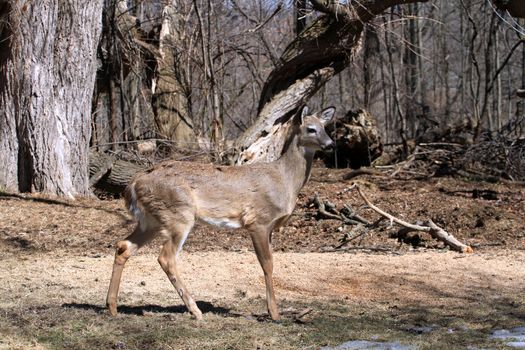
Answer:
[[1, 0, 524, 197]]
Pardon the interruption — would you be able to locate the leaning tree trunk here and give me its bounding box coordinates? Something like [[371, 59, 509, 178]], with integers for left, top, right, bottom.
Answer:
[[0, 0, 103, 197], [233, 0, 427, 165]]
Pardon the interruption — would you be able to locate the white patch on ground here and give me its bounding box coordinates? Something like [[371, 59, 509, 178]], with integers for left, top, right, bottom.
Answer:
[[321, 340, 415, 350], [491, 327, 525, 348]]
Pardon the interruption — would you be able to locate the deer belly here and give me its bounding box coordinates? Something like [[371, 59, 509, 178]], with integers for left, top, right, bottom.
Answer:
[[200, 217, 242, 229]]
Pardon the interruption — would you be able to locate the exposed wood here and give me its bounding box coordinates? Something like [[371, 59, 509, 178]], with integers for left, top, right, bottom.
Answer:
[[152, 4, 196, 148], [234, 67, 336, 164], [311, 193, 371, 226]]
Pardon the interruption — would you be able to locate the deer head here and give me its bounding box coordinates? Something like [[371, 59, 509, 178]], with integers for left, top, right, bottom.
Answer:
[[294, 106, 336, 152]]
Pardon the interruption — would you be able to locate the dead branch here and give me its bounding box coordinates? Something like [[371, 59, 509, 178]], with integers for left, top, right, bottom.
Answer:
[[349, 184, 473, 253], [311, 193, 370, 225], [390, 145, 420, 177], [313, 193, 342, 220], [336, 224, 368, 249], [321, 245, 396, 253], [340, 204, 371, 226]]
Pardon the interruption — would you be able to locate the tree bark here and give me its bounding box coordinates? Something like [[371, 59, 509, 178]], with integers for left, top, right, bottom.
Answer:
[[234, 0, 427, 165], [0, 0, 104, 197], [89, 150, 145, 194], [153, 3, 196, 149]]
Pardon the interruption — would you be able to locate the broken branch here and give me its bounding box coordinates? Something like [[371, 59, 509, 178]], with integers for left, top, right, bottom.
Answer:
[[312, 193, 369, 225], [349, 184, 473, 253]]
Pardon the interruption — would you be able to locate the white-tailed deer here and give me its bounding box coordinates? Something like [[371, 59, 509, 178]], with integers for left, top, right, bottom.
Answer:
[[106, 106, 335, 320]]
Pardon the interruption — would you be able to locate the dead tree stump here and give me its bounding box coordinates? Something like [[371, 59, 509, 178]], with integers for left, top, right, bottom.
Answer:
[[323, 109, 383, 169]]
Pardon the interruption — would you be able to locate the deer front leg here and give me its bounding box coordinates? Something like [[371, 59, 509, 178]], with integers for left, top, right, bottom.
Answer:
[[158, 223, 203, 320], [250, 226, 280, 321]]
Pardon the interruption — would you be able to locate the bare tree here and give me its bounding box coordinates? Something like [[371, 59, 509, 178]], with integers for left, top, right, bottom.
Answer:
[[233, 0, 429, 164]]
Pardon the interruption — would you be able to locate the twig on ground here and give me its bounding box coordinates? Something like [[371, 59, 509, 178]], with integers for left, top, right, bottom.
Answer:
[[279, 307, 313, 323], [341, 204, 371, 225], [311, 193, 371, 226], [321, 245, 398, 253], [390, 146, 420, 177], [348, 184, 473, 253], [336, 224, 367, 249], [312, 193, 341, 220]]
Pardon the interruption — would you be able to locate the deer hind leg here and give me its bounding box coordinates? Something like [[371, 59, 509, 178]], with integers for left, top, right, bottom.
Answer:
[[157, 214, 202, 319], [106, 225, 153, 316], [250, 225, 280, 321]]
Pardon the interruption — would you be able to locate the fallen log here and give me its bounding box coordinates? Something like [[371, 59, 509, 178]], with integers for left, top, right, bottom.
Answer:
[[89, 150, 146, 195]]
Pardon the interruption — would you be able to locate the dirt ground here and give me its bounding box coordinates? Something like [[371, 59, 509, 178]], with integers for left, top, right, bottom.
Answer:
[[1, 166, 524, 349]]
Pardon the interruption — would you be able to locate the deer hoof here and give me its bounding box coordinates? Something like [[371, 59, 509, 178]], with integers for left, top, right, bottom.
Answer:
[[107, 303, 118, 316], [192, 310, 203, 320]]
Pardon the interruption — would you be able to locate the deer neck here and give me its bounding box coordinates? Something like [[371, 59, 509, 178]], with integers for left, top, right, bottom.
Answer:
[[277, 131, 315, 196]]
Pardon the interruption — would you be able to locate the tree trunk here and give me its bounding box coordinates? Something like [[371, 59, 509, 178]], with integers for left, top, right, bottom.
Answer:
[[404, 3, 418, 137], [0, 0, 104, 197], [153, 3, 196, 149], [233, 0, 427, 165], [363, 26, 380, 110], [89, 150, 145, 195]]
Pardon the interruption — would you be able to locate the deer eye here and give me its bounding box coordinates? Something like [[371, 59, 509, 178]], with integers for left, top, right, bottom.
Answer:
[[306, 127, 316, 134]]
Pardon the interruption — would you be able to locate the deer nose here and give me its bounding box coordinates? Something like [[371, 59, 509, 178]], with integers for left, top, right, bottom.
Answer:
[[321, 140, 334, 152]]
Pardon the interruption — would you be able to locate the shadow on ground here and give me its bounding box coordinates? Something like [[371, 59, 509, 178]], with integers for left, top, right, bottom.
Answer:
[[62, 300, 232, 316]]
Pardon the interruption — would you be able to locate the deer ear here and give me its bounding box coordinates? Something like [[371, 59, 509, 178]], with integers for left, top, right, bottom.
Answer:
[[301, 106, 309, 121], [293, 105, 309, 125], [319, 107, 335, 125]]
